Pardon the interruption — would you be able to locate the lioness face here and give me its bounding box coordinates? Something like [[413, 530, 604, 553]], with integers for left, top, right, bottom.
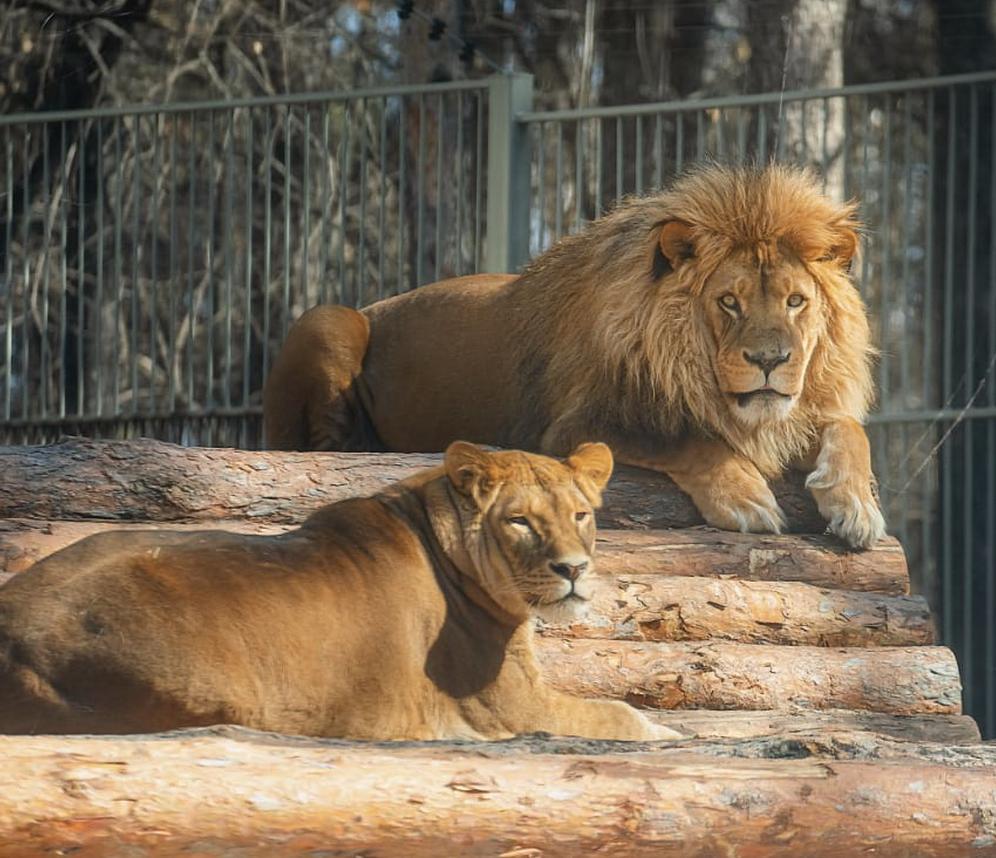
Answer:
[[701, 250, 825, 427], [444, 442, 614, 623]]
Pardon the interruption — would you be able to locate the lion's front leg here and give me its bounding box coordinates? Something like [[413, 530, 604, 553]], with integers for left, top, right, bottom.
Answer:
[[620, 437, 786, 535], [804, 418, 886, 549]]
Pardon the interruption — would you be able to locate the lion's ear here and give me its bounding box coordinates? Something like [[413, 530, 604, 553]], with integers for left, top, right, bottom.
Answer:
[[822, 224, 859, 271], [656, 220, 696, 275], [444, 441, 496, 505], [566, 442, 614, 503]]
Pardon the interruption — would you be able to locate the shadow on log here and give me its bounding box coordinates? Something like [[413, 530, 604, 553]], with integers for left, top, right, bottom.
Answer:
[[1, 727, 994, 857]]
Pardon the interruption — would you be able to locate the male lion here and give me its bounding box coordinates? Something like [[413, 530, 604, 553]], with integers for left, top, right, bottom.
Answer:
[[264, 164, 884, 548], [0, 443, 677, 741]]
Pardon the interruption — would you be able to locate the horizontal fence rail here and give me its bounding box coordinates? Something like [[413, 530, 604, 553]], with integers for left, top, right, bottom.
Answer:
[[2, 71, 995, 738]]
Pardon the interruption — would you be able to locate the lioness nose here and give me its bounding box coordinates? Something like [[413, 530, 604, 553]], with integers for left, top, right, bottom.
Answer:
[[743, 349, 790, 375], [550, 560, 589, 581]]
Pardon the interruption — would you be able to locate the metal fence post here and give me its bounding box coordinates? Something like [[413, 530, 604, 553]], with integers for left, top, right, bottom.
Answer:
[[484, 73, 534, 274]]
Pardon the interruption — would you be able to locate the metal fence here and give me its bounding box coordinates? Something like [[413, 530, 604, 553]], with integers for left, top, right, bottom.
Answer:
[[2, 71, 996, 737]]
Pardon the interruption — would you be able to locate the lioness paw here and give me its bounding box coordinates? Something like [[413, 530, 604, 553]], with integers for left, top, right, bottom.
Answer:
[[650, 722, 686, 741]]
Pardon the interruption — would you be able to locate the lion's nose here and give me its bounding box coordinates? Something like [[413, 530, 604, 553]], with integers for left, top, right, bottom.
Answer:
[[549, 559, 589, 581], [743, 349, 790, 375]]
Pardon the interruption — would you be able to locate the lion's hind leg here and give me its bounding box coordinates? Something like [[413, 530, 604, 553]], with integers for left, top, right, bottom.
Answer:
[[263, 305, 374, 451]]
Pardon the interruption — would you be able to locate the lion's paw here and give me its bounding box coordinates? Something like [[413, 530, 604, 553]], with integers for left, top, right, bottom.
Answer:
[[699, 478, 786, 535], [650, 722, 686, 741], [814, 487, 886, 549]]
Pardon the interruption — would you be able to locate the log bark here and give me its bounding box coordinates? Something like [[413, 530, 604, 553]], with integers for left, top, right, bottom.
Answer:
[[649, 708, 980, 743], [539, 575, 930, 646], [0, 517, 910, 593], [0, 436, 828, 531], [535, 640, 963, 715], [1, 727, 994, 857]]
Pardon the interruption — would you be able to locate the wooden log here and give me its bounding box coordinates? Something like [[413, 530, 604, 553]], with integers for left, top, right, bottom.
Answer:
[[0, 518, 910, 593], [649, 708, 981, 743], [539, 575, 931, 646], [535, 640, 963, 715], [0, 436, 828, 531], [1, 727, 995, 857]]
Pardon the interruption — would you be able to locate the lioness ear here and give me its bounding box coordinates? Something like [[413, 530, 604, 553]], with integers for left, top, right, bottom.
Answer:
[[444, 441, 496, 504], [656, 220, 696, 275], [566, 442, 614, 503]]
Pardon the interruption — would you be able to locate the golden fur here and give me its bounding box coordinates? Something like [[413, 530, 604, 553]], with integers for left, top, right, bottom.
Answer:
[[0, 443, 676, 742], [264, 164, 884, 547]]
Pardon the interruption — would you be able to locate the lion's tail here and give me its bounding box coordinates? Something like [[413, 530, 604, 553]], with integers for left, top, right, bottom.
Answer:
[[263, 305, 373, 451]]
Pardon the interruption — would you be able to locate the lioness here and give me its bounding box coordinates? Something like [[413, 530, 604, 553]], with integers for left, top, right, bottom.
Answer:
[[0, 442, 676, 741], [265, 164, 885, 548]]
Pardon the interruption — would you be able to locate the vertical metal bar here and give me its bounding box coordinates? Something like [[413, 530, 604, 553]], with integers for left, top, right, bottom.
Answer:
[[130, 114, 142, 416], [262, 108, 273, 383], [302, 107, 311, 309], [456, 91, 464, 274], [282, 106, 292, 340], [40, 122, 50, 418], [858, 96, 871, 300], [594, 118, 603, 215], [758, 107, 768, 163], [113, 117, 124, 414], [821, 97, 830, 192], [715, 108, 725, 158], [416, 94, 426, 285], [242, 109, 254, 409], [359, 99, 369, 302], [536, 122, 545, 255], [339, 104, 352, 302], [654, 113, 662, 188], [736, 108, 747, 162], [696, 110, 704, 161], [434, 93, 443, 282], [962, 84, 980, 714], [474, 90, 482, 271], [942, 86, 957, 644], [378, 97, 387, 297], [398, 96, 406, 291], [878, 101, 892, 407], [988, 86, 996, 734], [922, 88, 935, 627], [186, 112, 196, 408], [635, 115, 643, 194], [76, 120, 86, 416], [320, 105, 330, 305], [676, 113, 684, 174], [168, 115, 178, 413], [206, 110, 217, 408], [150, 115, 161, 415], [95, 119, 105, 415], [3, 127, 12, 421], [58, 121, 68, 418], [554, 122, 563, 239], [615, 116, 623, 202], [800, 98, 809, 165], [575, 119, 583, 231], [898, 93, 914, 556]]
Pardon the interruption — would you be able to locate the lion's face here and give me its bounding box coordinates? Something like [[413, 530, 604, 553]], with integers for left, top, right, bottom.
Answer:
[[443, 441, 613, 623], [700, 249, 826, 427]]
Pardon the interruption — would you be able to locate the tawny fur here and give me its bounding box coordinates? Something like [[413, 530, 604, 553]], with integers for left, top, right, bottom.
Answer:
[[0, 443, 675, 742], [264, 164, 884, 547]]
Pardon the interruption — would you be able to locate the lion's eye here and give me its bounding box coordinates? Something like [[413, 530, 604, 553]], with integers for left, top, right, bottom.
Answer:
[[508, 516, 531, 529], [575, 511, 590, 523], [719, 294, 740, 313], [787, 293, 806, 308]]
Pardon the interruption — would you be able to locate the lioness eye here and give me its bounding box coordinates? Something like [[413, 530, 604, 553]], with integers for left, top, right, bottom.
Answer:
[[719, 294, 740, 312], [575, 511, 589, 522], [787, 293, 806, 308], [508, 516, 530, 528]]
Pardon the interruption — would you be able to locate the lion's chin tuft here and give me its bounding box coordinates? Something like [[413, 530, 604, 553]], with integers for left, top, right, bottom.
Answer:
[[729, 390, 797, 427]]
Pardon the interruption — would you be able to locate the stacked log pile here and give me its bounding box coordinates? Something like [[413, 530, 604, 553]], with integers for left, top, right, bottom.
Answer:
[[0, 437, 991, 856]]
